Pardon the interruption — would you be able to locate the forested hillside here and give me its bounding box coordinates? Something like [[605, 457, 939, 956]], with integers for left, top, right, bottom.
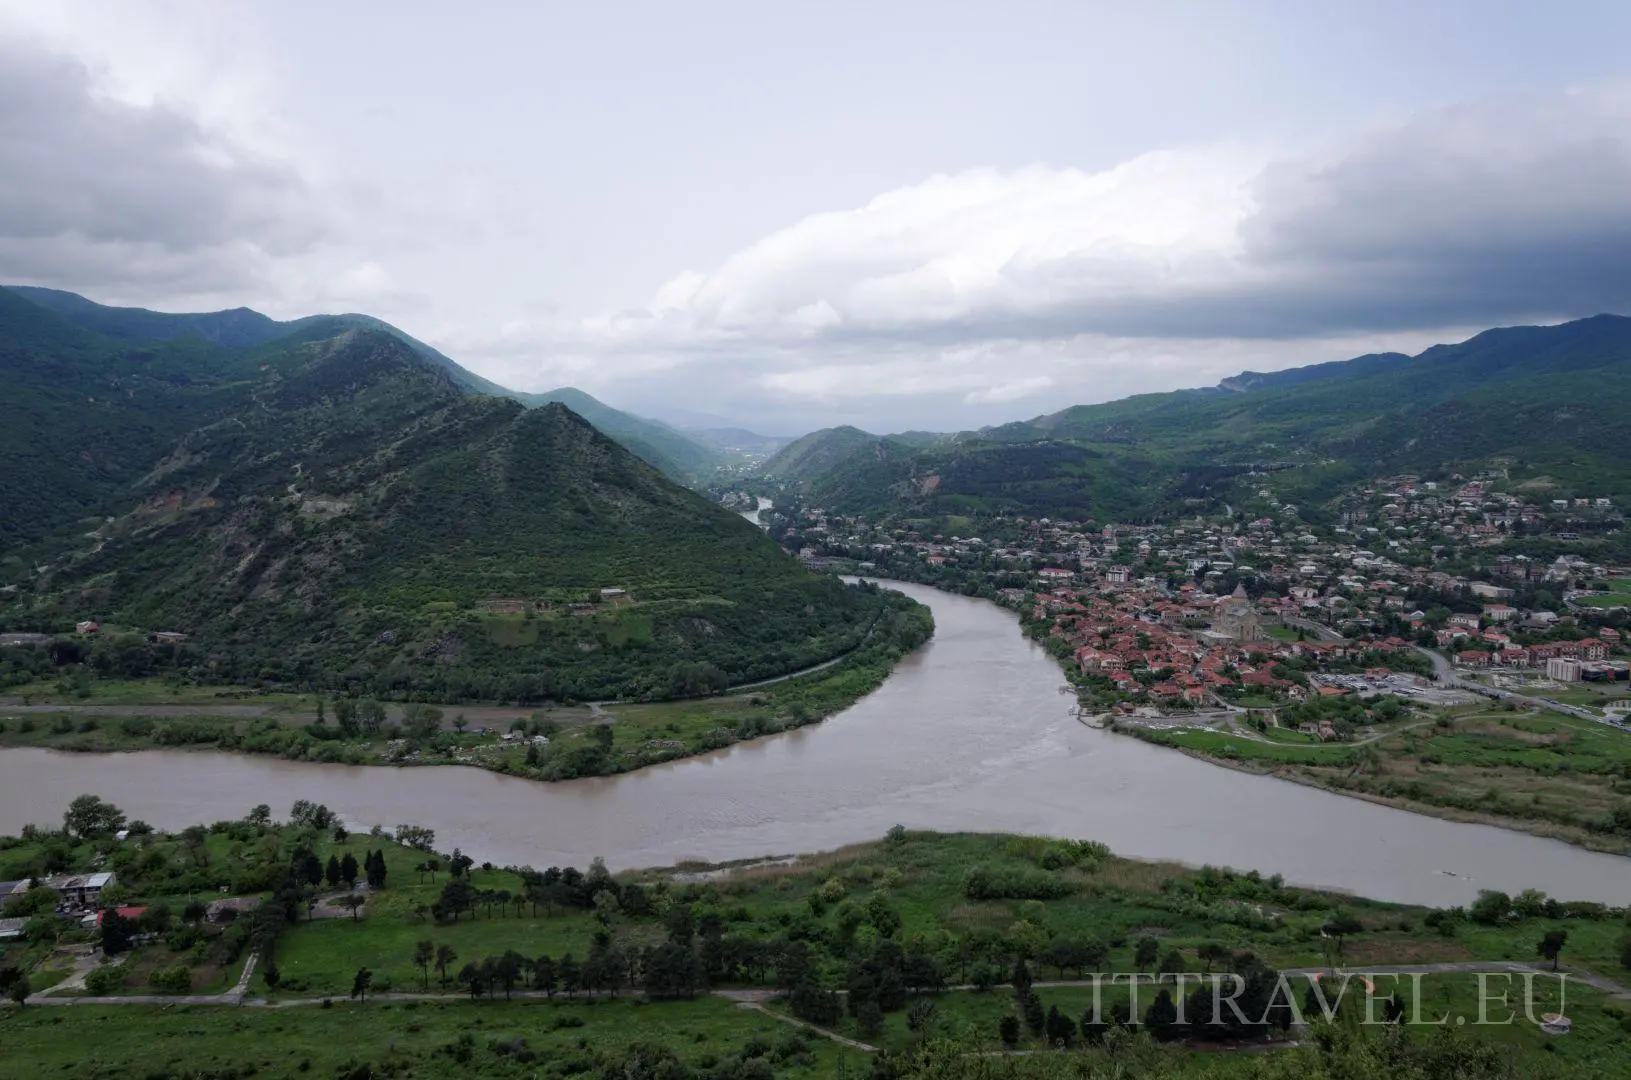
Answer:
[[760, 314, 1631, 521], [2, 286, 726, 481], [0, 289, 919, 702], [518, 386, 724, 480]]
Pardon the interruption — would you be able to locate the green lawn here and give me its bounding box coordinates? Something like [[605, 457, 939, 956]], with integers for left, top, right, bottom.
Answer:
[[0, 996, 843, 1080]]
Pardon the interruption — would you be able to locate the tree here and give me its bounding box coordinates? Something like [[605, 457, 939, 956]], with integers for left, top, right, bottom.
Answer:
[[492, 951, 524, 999], [100, 909, 135, 956], [334, 697, 358, 737], [434, 944, 458, 986], [855, 999, 884, 1038], [1144, 988, 1180, 1042], [1021, 991, 1046, 1036], [1010, 959, 1032, 1000], [64, 794, 125, 838], [325, 855, 342, 888], [263, 962, 280, 989], [1045, 1004, 1075, 1048], [1134, 936, 1160, 971], [1158, 949, 1186, 981], [1470, 890, 1511, 926], [180, 825, 209, 865], [412, 940, 435, 990], [1197, 941, 1228, 974], [1322, 910, 1364, 964], [6, 972, 30, 1008], [533, 954, 557, 997], [340, 852, 359, 888], [998, 1013, 1020, 1048], [364, 849, 387, 890], [457, 962, 485, 1000], [342, 894, 366, 921], [350, 967, 373, 1001], [295, 850, 323, 887], [1538, 930, 1568, 971]]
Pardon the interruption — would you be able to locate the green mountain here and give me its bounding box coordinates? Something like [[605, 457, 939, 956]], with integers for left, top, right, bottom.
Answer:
[[0, 289, 903, 701], [517, 387, 723, 481], [760, 426, 884, 482], [7, 285, 512, 397], [682, 427, 793, 458], [763, 314, 1631, 520], [3, 287, 728, 479]]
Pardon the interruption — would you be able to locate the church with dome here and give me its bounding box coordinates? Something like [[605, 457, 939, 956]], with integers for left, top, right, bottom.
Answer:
[[1211, 583, 1265, 642]]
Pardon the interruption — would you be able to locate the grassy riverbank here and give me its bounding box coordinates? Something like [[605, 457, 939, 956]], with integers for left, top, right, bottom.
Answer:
[[5, 812, 1631, 1079], [0, 600, 931, 782], [1120, 708, 1631, 855]]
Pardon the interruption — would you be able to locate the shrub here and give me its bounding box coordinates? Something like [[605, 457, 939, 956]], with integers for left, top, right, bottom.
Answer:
[[148, 964, 192, 993], [963, 866, 1075, 901], [84, 965, 127, 994]]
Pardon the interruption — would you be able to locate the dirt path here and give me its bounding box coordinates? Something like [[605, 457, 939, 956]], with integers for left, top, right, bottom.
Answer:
[[0, 703, 271, 717], [728, 998, 878, 1051]]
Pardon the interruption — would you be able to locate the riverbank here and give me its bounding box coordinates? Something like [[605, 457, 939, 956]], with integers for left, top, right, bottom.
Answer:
[[8, 581, 1631, 907], [0, 600, 933, 784], [5, 821, 1629, 1078], [1116, 708, 1631, 858]]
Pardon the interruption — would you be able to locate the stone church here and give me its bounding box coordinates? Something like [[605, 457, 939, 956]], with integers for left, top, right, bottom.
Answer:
[[1212, 583, 1264, 642]]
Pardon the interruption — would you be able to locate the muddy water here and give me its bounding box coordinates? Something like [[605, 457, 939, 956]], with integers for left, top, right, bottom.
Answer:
[[1, 582, 1625, 906]]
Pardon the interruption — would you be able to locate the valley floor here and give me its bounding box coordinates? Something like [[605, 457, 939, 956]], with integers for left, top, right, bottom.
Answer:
[[5, 831, 1629, 1079]]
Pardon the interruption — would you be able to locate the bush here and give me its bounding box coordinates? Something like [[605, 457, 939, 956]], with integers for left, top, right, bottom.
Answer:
[[84, 965, 127, 994], [963, 865, 1075, 901], [149, 964, 192, 993]]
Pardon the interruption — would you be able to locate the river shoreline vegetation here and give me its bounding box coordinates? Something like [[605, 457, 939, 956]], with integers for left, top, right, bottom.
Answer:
[[0, 590, 932, 781], [3, 803, 1630, 1078], [1118, 707, 1631, 854]]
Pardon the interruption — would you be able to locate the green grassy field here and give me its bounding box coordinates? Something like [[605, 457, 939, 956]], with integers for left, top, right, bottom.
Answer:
[[1574, 580, 1631, 609], [6, 823, 1631, 1079], [1124, 708, 1631, 852], [0, 995, 847, 1080]]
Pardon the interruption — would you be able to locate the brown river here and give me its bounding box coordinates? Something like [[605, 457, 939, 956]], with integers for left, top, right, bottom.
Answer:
[[1, 581, 1626, 906]]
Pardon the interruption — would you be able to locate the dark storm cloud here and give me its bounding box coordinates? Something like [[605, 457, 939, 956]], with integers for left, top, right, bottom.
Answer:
[[0, 36, 323, 293], [701, 89, 1631, 351]]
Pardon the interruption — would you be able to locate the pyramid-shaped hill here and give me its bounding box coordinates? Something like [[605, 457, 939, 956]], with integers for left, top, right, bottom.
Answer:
[[4, 324, 907, 701]]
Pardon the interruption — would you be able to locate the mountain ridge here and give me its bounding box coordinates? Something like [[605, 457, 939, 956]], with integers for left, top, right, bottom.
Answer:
[[2, 285, 728, 481], [758, 313, 1631, 521]]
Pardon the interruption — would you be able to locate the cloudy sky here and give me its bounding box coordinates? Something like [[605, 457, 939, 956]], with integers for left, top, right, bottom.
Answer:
[[3, 1, 1630, 434]]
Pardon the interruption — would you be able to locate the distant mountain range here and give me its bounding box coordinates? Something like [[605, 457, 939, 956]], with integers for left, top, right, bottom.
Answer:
[[5, 286, 790, 484], [0, 285, 892, 700], [760, 314, 1631, 521]]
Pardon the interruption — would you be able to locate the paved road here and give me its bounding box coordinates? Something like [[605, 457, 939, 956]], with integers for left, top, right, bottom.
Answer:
[[1413, 646, 1626, 730], [22, 960, 1626, 1011]]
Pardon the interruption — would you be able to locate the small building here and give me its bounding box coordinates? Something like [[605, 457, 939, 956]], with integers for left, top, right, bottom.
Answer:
[[45, 871, 115, 908], [75, 620, 100, 635], [1546, 657, 1583, 682]]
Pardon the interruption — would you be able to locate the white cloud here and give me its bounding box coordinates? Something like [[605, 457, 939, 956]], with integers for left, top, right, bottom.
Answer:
[[964, 376, 1053, 405], [2, 2, 1628, 433]]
